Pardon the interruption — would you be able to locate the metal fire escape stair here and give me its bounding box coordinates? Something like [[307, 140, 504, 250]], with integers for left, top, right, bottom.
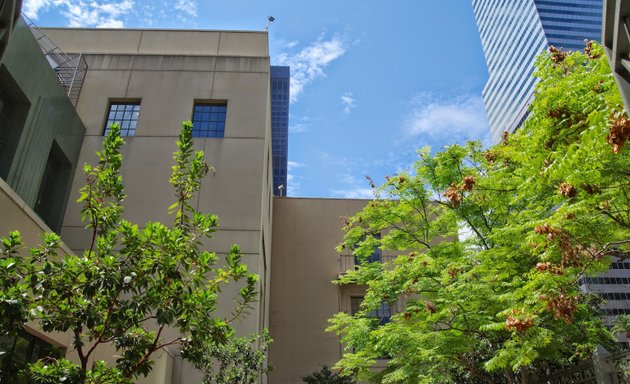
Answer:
[[22, 14, 87, 107]]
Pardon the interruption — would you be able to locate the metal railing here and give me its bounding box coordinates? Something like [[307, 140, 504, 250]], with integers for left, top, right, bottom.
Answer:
[[540, 363, 597, 384], [22, 14, 87, 106], [339, 254, 396, 274]]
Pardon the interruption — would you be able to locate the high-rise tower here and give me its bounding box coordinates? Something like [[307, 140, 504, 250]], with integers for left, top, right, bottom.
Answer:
[[270, 66, 289, 196], [472, 0, 602, 142]]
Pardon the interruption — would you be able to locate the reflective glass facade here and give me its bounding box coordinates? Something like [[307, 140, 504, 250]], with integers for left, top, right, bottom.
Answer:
[[270, 66, 289, 196], [472, 0, 602, 142]]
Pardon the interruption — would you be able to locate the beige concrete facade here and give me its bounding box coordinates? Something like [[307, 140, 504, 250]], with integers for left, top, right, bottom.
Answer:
[[269, 197, 371, 383], [2, 25, 385, 384], [38, 27, 274, 383]]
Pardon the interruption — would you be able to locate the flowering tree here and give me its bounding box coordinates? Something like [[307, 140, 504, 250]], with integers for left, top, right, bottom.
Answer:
[[328, 43, 630, 383]]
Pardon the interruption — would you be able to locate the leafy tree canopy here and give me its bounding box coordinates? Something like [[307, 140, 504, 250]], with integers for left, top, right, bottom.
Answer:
[[303, 365, 354, 384], [0, 122, 267, 384], [328, 42, 630, 384]]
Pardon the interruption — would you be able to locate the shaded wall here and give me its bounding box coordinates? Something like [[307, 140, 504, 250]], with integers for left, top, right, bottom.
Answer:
[[0, 18, 85, 231], [269, 197, 368, 383]]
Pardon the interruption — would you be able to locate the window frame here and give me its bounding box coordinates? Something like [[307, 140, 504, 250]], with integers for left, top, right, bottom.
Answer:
[[103, 100, 141, 137], [191, 101, 228, 138]]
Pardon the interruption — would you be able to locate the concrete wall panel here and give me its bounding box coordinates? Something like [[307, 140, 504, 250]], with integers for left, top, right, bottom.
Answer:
[[218, 32, 269, 57], [269, 198, 369, 383], [214, 56, 270, 73], [74, 70, 132, 136], [138, 30, 220, 56], [198, 138, 266, 230], [211, 71, 268, 138], [132, 55, 216, 72], [39, 28, 143, 54], [124, 70, 214, 136], [84, 54, 136, 71]]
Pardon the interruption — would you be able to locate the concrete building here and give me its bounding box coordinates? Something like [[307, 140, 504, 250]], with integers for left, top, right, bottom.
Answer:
[[0, 21, 277, 383], [0, 15, 86, 379], [471, 0, 603, 142], [36, 26, 275, 383], [0, 16, 356, 382], [270, 197, 387, 383], [603, 0, 630, 110], [270, 65, 289, 196], [0, 0, 21, 62], [0, 21, 367, 382], [0, 18, 85, 235]]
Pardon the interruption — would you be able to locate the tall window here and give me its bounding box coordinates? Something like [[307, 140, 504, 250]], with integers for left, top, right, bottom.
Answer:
[[0, 87, 15, 154], [104, 102, 140, 136], [192, 103, 227, 138], [0, 67, 29, 181], [34, 141, 71, 232]]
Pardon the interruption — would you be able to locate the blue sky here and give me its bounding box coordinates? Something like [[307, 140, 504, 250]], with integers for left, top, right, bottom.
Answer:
[[24, 0, 491, 198]]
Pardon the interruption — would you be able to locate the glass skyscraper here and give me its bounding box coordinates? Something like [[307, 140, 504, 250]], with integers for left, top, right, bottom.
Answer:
[[270, 66, 290, 196], [472, 0, 602, 142]]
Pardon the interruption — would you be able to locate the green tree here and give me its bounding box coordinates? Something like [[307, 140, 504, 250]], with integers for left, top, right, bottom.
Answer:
[[191, 330, 272, 384], [328, 42, 630, 383], [303, 365, 354, 384], [611, 315, 630, 343], [0, 122, 266, 383]]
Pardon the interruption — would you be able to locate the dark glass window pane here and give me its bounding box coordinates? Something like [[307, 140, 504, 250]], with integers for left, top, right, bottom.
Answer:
[[34, 141, 72, 232], [192, 103, 227, 138], [350, 297, 363, 315], [0, 87, 15, 171]]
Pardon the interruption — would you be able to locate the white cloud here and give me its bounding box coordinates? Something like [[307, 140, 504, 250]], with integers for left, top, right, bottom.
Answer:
[[289, 116, 312, 133], [274, 35, 347, 103], [403, 94, 490, 143], [340, 91, 356, 114], [286, 174, 300, 196], [338, 173, 360, 185], [23, 0, 198, 27], [174, 0, 197, 19], [330, 188, 374, 199], [97, 18, 124, 28], [287, 161, 305, 170], [23, 0, 135, 27], [23, 0, 53, 19], [289, 123, 310, 133]]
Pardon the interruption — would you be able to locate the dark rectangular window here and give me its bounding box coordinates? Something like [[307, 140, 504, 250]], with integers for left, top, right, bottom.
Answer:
[[0, 66, 29, 181], [0, 331, 63, 384], [192, 103, 227, 138], [350, 296, 391, 325], [34, 141, 71, 232], [350, 296, 363, 315], [0, 87, 15, 152], [104, 102, 140, 136], [355, 233, 382, 266]]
